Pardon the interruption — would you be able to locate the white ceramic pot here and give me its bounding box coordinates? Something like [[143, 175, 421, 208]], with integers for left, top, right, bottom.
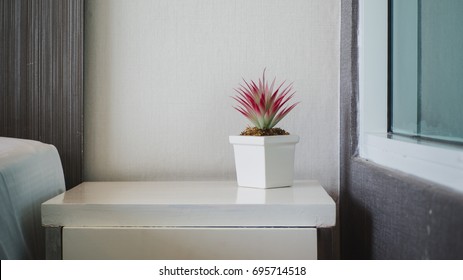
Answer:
[[229, 135, 299, 189]]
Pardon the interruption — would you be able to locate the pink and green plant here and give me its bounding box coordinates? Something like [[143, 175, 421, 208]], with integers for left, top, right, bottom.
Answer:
[[232, 70, 299, 130]]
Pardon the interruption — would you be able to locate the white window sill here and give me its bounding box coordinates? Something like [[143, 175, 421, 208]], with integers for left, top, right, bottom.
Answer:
[[358, 0, 463, 193], [360, 133, 463, 192]]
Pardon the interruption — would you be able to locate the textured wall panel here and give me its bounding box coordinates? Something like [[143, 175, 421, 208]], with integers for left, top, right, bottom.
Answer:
[[84, 0, 340, 199], [1, 0, 83, 189]]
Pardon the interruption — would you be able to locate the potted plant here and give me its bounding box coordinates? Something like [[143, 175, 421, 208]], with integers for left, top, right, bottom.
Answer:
[[230, 70, 299, 188]]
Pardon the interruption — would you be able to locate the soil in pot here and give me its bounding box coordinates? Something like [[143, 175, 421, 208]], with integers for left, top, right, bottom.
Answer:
[[240, 127, 290, 136]]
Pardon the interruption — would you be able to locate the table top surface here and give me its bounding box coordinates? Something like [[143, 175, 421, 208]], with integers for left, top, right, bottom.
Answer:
[[44, 180, 334, 205], [42, 180, 336, 227]]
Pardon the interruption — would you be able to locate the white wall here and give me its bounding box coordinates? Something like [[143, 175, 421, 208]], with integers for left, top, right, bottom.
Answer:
[[84, 0, 340, 198]]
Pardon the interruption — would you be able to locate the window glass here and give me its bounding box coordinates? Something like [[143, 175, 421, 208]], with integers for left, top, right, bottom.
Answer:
[[390, 0, 463, 143]]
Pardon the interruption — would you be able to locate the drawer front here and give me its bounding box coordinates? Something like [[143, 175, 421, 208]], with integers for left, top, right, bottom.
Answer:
[[63, 227, 317, 260]]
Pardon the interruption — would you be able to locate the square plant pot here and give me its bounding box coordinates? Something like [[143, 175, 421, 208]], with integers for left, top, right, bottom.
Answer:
[[229, 135, 299, 189]]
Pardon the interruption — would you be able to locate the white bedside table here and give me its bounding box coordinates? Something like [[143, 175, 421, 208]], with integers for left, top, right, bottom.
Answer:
[[42, 180, 335, 260]]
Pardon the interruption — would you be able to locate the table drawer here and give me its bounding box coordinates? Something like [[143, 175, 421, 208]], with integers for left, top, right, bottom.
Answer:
[[63, 227, 317, 260]]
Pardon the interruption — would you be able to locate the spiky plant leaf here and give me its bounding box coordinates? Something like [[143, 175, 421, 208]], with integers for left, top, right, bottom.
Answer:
[[232, 70, 299, 130]]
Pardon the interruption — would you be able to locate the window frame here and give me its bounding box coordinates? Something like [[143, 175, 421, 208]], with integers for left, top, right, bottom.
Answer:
[[358, 0, 463, 192]]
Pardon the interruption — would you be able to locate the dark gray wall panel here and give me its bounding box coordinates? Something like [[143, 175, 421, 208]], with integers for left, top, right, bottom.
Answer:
[[340, 0, 463, 259], [1, 0, 83, 189], [345, 159, 463, 259]]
